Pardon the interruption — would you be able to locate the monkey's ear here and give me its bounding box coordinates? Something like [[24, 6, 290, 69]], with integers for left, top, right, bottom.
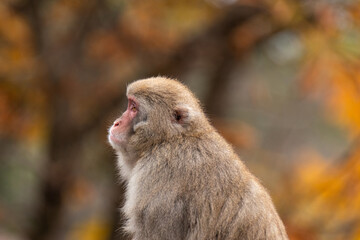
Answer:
[[173, 106, 190, 125]]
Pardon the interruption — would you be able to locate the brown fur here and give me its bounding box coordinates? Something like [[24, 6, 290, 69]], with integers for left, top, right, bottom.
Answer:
[[108, 77, 288, 240]]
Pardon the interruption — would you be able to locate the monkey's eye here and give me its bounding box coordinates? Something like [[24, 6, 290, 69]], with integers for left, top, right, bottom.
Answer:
[[129, 101, 137, 112]]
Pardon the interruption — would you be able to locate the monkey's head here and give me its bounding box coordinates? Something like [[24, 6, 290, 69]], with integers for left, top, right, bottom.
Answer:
[[108, 77, 209, 157]]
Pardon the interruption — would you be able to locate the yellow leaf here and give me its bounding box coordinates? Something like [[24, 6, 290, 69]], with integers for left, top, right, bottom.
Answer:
[[68, 218, 111, 240]]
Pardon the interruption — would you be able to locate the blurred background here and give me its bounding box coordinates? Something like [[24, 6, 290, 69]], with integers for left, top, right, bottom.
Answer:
[[0, 0, 360, 239]]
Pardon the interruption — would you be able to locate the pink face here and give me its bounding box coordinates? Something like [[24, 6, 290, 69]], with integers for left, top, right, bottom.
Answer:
[[108, 96, 138, 148]]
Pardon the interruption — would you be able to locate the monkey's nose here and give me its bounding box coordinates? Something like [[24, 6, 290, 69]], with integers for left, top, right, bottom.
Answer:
[[114, 120, 121, 127]]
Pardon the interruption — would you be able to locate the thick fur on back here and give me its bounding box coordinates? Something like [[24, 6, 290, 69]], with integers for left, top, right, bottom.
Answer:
[[116, 77, 288, 240]]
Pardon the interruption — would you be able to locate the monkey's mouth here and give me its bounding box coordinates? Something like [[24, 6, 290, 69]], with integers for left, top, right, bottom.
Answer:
[[109, 132, 126, 146]]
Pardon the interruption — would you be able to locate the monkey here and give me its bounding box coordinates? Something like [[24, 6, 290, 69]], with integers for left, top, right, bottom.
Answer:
[[108, 77, 288, 240]]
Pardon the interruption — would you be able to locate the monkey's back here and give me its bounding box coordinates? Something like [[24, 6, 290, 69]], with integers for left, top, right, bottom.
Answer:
[[123, 130, 288, 240]]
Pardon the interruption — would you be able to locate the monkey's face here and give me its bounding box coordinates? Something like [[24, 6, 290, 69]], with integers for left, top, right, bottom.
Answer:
[[108, 96, 140, 151], [108, 92, 177, 154]]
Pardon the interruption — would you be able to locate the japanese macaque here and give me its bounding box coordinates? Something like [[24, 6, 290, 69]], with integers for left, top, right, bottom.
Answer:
[[108, 77, 288, 240]]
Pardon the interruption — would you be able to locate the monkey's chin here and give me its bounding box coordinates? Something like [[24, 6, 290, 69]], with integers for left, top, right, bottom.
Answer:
[[108, 133, 126, 150]]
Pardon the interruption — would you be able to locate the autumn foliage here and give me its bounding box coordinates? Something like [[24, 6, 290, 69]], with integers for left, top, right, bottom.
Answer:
[[0, 0, 360, 239]]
